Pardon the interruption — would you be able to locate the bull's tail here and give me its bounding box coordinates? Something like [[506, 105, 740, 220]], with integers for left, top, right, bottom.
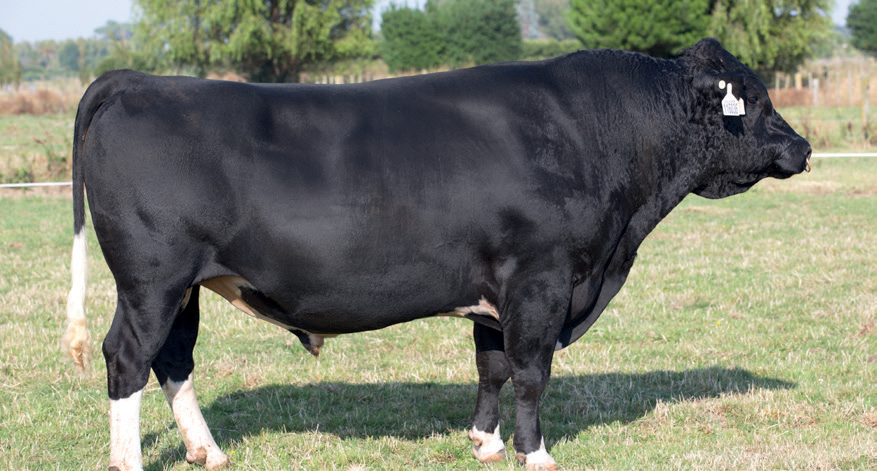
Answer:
[[62, 70, 139, 373], [62, 219, 91, 373]]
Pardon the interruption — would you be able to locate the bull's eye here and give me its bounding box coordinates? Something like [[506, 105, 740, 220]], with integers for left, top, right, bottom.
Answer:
[[747, 96, 759, 105]]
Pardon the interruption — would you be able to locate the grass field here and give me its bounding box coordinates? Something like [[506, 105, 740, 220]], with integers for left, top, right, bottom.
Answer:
[[779, 106, 877, 151], [0, 113, 73, 184], [1, 161, 875, 469]]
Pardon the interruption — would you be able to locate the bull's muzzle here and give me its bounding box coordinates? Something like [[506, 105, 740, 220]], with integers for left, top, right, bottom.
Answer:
[[771, 141, 812, 178]]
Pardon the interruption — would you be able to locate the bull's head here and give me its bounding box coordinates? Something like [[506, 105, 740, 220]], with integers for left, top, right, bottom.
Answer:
[[685, 38, 811, 199]]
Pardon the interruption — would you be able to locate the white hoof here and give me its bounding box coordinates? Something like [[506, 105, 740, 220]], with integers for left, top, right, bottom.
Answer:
[[185, 445, 230, 470], [107, 463, 142, 471], [515, 438, 557, 470], [469, 425, 506, 463]]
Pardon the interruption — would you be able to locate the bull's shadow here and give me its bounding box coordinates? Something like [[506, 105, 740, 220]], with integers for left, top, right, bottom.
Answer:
[[143, 366, 794, 469]]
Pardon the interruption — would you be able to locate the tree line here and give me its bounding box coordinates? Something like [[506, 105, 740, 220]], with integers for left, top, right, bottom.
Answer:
[[2, 0, 876, 87], [0, 22, 132, 87]]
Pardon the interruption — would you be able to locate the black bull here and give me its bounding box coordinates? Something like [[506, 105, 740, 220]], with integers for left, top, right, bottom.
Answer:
[[62, 38, 810, 470]]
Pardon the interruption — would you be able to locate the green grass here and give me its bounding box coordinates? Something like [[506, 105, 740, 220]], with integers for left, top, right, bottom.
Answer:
[[0, 157, 875, 470], [777, 105, 877, 151], [0, 113, 74, 183]]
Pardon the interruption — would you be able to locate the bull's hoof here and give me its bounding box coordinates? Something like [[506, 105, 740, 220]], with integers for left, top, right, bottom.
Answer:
[[107, 464, 141, 471], [186, 446, 230, 470], [514, 438, 557, 470], [107, 457, 143, 471], [205, 454, 230, 471], [475, 447, 507, 463], [186, 447, 207, 466], [515, 452, 559, 470], [469, 425, 506, 463]]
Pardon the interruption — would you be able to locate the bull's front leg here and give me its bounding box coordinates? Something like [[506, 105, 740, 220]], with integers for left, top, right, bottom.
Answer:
[[502, 275, 568, 471], [507, 346, 557, 471], [470, 323, 511, 463]]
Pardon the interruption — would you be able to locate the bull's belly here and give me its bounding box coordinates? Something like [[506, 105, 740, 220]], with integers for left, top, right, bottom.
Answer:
[[199, 276, 499, 339]]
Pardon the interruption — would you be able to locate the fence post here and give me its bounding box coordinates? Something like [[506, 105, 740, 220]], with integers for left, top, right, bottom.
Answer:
[[849, 68, 855, 106], [863, 73, 872, 142]]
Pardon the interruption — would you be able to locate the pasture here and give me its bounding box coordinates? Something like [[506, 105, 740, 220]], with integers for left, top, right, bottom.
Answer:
[[1, 154, 875, 467]]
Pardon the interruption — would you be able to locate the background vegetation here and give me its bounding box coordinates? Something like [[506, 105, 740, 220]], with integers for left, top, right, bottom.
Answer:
[[0, 22, 131, 87], [382, 0, 522, 73], [567, 0, 709, 58], [2, 0, 865, 82], [132, 0, 376, 82], [848, 0, 877, 54]]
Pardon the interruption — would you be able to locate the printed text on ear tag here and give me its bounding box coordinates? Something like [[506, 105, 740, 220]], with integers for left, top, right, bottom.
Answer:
[[718, 81, 744, 117]]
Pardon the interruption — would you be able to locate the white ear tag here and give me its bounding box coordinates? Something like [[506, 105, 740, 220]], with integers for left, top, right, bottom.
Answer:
[[718, 81, 741, 117]]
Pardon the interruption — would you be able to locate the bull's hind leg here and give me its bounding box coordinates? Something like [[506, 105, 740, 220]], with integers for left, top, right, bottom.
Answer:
[[103, 280, 211, 471], [152, 286, 229, 470], [469, 323, 510, 463], [104, 287, 184, 470]]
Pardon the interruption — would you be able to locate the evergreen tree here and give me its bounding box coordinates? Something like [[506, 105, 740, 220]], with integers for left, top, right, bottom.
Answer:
[[380, 0, 521, 71], [567, 0, 709, 57], [134, 0, 375, 82], [433, 0, 522, 67], [381, 5, 443, 72], [567, 0, 831, 72], [848, 0, 877, 54], [708, 0, 832, 74]]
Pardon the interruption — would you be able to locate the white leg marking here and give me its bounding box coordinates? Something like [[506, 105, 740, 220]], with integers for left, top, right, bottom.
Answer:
[[162, 374, 229, 470], [468, 424, 506, 463], [516, 437, 557, 470], [62, 231, 92, 372], [109, 389, 143, 471]]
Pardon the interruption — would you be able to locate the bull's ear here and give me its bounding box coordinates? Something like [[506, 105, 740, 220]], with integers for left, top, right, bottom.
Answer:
[[690, 38, 726, 62], [685, 38, 747, 98], [684, 37, 746, 76]]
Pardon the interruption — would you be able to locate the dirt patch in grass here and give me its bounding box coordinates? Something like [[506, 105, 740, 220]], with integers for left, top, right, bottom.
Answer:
[[863, 411, 877, 429], [856, 319, 876, 337]]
